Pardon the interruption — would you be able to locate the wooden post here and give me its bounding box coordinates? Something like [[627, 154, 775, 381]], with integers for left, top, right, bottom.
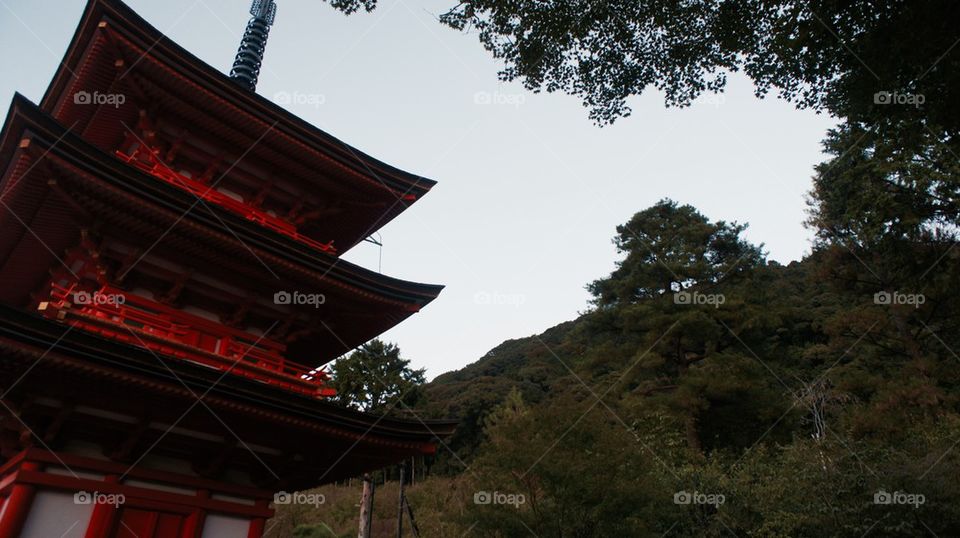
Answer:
[[358, 473, 375, 538], [396, 462, 406, 538], [405, 496, 422, 538]]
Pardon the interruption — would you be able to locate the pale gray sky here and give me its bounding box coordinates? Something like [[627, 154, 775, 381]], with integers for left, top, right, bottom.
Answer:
[[0, 0, 837, 379]]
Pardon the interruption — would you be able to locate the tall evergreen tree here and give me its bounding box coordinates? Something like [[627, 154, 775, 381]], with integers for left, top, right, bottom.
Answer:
[[330, 339, 427, 413], [585, 200, 779, 453]]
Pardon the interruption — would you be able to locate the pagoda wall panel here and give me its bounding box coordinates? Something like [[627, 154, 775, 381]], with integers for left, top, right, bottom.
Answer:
[[20, 490, 92, 538]]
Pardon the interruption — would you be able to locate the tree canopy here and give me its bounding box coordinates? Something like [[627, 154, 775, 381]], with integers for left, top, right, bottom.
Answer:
[[588, 199, 763, 306], [326, 0, 960, 128], [330, 339, 426, 413]]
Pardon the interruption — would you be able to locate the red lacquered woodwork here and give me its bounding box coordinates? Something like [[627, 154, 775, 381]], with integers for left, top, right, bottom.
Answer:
[[114, 146, 338, 256], [0, 1, 456, 535], [37, 282, 336, 398]]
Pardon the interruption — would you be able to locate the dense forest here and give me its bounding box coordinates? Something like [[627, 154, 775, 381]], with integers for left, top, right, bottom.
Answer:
[[275, 193, 960, 536], [270, 1, 960, 536]]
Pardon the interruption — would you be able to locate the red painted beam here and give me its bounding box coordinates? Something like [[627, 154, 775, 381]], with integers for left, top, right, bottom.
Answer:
[[0, 462, 39, 538]]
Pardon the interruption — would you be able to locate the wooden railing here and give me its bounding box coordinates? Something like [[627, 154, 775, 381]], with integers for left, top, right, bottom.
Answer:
[[37, 282, 336, 398], [115, 147, 337, 256]]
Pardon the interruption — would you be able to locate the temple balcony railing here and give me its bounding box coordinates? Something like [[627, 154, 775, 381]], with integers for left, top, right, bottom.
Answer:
[[36, 282, 336, 398], [114, 146, 337, 256]]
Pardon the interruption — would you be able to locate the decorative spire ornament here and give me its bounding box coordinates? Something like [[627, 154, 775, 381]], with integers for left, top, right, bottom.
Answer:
[[229, 0, 278, 91]]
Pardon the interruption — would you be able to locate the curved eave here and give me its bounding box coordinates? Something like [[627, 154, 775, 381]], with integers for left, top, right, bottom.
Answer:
[[0, 304, 457, 454], [38, 0, 436, 216], [0, 94, 443, 308]]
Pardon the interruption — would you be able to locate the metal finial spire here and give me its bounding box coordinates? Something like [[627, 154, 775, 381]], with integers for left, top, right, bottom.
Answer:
[[229, 0, 278, 92]]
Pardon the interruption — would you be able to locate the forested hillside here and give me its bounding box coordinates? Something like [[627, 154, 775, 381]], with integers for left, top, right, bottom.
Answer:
[[282, 198, 960, 536], [271, 1, 960, 534], [423, 253, 826, 469], [411, 199, 960, 535], [424, 321, 576, 467]]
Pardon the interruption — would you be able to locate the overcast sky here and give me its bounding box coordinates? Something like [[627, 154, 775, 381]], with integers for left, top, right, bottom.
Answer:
[[0, 0, 837, 379]]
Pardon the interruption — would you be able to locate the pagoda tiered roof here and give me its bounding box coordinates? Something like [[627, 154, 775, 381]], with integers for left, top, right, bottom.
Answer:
[[40, 0, 436, 253], [0, 0, 455, 517], [0, 303, 456, 488], [0, 95, 442, 364]]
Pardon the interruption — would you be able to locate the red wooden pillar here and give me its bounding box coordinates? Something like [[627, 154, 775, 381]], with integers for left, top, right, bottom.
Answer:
[[83, 474, 121, 538], [247, 499, 271, 538], [0, 462, 40, 538], [182, 490, 209, 538], [248, 518, 265, 538]]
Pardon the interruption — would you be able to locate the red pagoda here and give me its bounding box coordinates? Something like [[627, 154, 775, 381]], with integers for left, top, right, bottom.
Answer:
[[0, 0, 453, 536]]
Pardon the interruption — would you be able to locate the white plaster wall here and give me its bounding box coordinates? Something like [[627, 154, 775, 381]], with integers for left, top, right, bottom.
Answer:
[[201, 514, 252, 537], [20, 491, 93, 538]]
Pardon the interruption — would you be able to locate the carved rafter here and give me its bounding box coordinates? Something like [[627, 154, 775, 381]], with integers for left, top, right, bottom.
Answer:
[[285, 199, 305, 222], [59, 231, 110, 286], [198, 154, 223, 184], [136, 108, 161, 149], [195, 442, 237, 479], [223, 300, 252, 329], [273, 314, 299, 340], [165, 128, 189, 164], [42, 400, 76, 446], [113, 246, 144, 285], [110, 416, 152, 462], [48, 178, 92, 221], [0, 397, 34, 456], [113, 59, 149, 105], [292, 207, 326, 226], [248, 180, 274, 209], [283, 327, 313, 345], [157, 268, 194, 306], [100, 22, 147, 104]]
